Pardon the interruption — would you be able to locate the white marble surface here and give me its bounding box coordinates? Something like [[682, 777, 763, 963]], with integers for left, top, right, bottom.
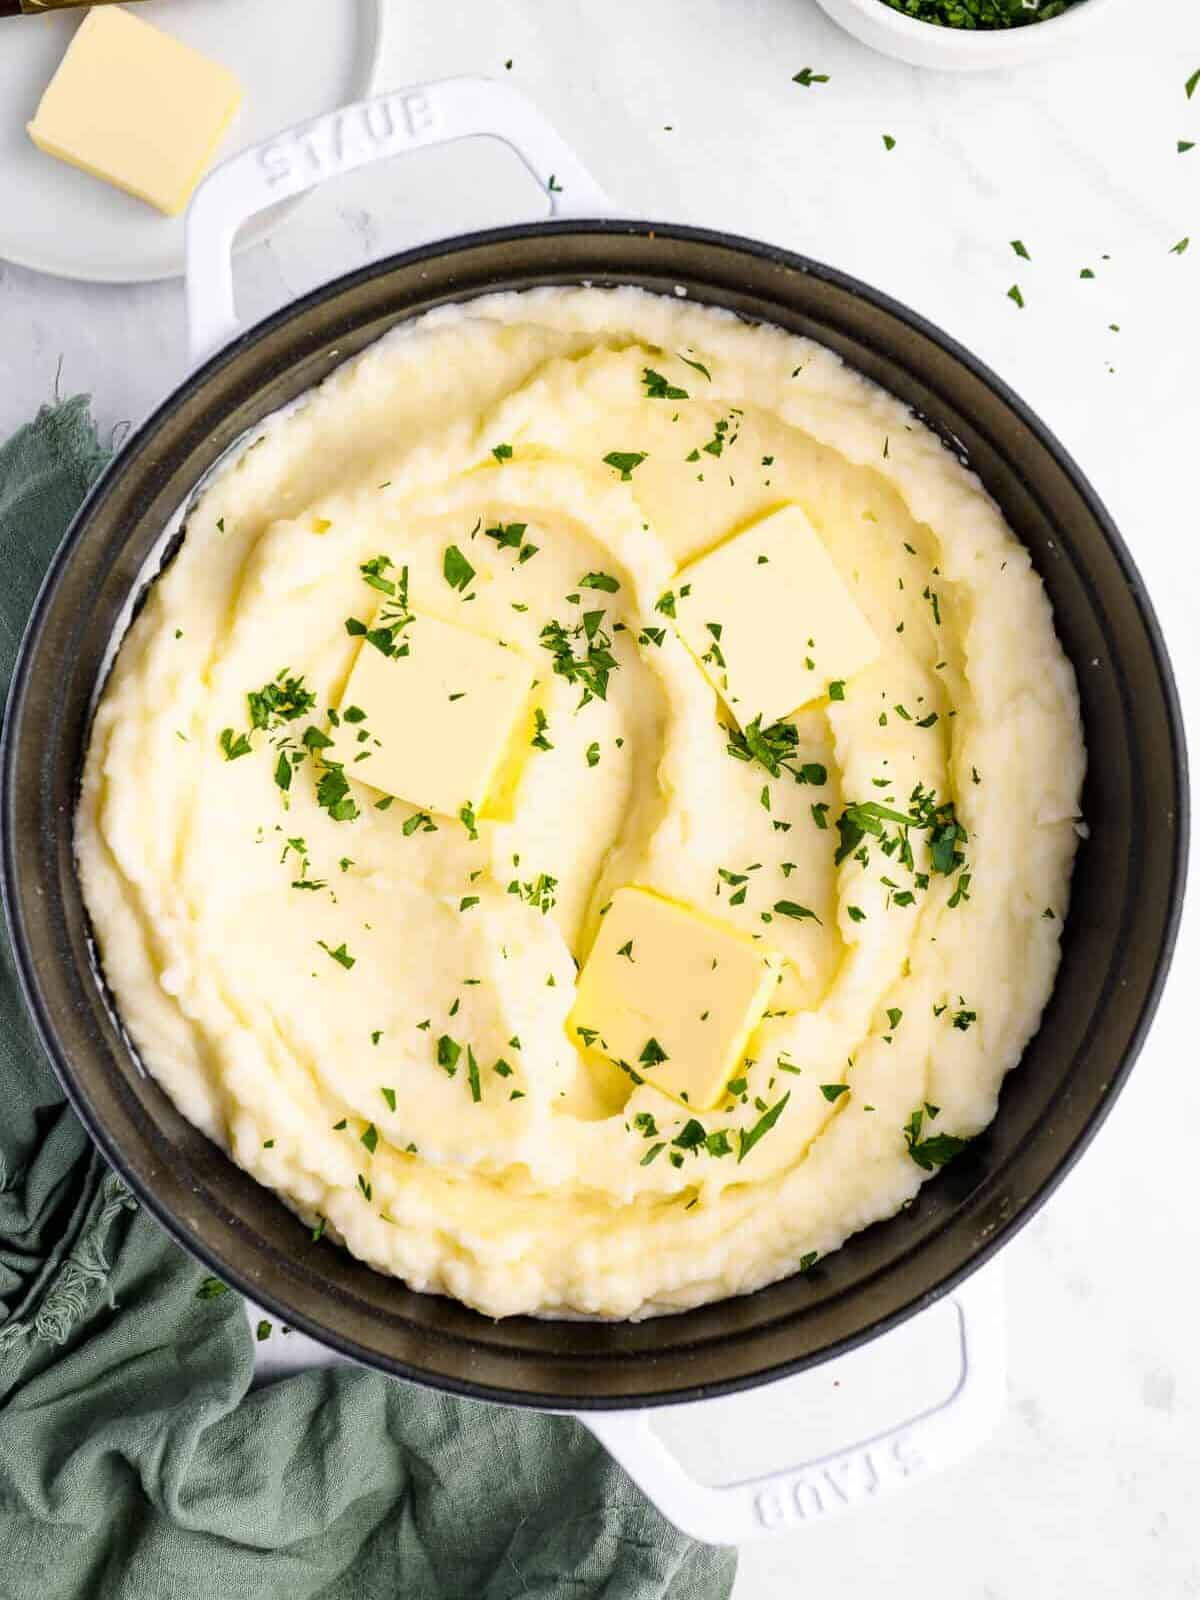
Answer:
[[3, 0, 1198, 1593]]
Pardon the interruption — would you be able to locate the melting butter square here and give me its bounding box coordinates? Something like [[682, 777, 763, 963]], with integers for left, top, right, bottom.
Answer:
[[673, 504, 879, 726], [334, 613, 531, 819], [569, 887, 783, 1111], [27, 7, 242, 217]]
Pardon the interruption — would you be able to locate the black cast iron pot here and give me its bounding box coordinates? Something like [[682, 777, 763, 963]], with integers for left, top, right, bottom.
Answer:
[[1, 86, 1187, 1434]]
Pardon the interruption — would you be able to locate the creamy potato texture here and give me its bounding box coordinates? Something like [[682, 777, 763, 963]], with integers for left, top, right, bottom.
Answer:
[[77, 288, 1084, 1319]]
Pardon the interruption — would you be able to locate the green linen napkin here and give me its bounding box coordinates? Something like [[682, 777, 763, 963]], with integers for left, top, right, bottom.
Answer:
[[0, 398, 737, 1600]]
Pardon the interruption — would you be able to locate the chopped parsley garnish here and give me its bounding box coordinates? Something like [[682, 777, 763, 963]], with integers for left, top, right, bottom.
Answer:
[[256, 1319, 272, 1342], [951, 1008, 977, 1031], [402, 810, 437, 836], [485, 522, 537, 563], [579, 570, 620, 592], [311, 1215, 327, 1243], [1170, 237, 1190, 256], [1010, 239, 1031, 260], [792, 67, 829, 86], [617, 940, 635, 961], [585, 741, 600, 768], [903, 1107, 969, 1172], [726, 715, 826, 786], [219, 728, 252, 761], [640, 1142, 665, 1166], [467, 1046, 482, 1103], [737, 1092, 790, 1162], [316, 764, 359, 823], [492, 442, 513, 461], [507, 872, 558, 914], [674, 1118, 707, 1152], [643, 368, 689, 400], [678, 353, 711, 381], [774, 901, 821, 923], [380, 1086, 396, 1110], [361, 1123, 379, 1153], [820, 1083, 849, 1102], [443, 544, 476, 592], [639, 1037, 669, 1067], [886, 1007, 903, 1030], [531, 708, 554, 751], [602, 450, 648, 480], [459, 803, 479, 840], [196, 1276, 229, 1300], [436, 1035, 461, 1075], [1007, 284, 1025, 309], [317, 940, 355, 969], [360, 554, 397, 595], [249, 673, 316, 730], [883, 134, 896, 151], [459, 896, 480, 912], [540, 610, 619, 705], [828, 680, 846, 701]]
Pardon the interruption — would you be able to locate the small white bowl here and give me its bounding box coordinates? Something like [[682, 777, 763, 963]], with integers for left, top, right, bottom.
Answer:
[[813, 0, 1127, 71]]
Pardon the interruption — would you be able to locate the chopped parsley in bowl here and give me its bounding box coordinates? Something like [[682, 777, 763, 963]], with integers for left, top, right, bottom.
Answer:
[[878, 0, 1084, 25], [814, 0, 1121, 69]]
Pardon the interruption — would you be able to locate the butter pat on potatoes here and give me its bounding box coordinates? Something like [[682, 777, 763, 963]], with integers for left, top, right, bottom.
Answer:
[[672, 504, 880, 726], [333, 612, 532, 820], [27, 7, 242, 217], [570, 887, 784, 1110]]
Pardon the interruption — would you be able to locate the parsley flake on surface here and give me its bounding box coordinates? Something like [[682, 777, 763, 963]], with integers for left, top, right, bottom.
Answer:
[[774, 900, 821, 924], [792, 67, 829, 86], [738, 1092, 790, 1163], [380, 1086, 396, 1110], [317, 940, 355, 969], [443, 544, 476, 592], [643, 368, 689, 400], [579, 571, 621, 593], [540, 610, 619, 705], [196, 1276, 229, 1300], [1007, 284, 1025, 309], [903, 1107, 969, 1172], [639, 1037, 669, 1067], [820, 1083, 849, 1103], [1010, 239, 1031, 260], [603, 450, 648, 480]]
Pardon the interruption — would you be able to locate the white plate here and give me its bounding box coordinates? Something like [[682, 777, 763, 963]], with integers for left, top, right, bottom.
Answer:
[[0, 0, 384, 283]]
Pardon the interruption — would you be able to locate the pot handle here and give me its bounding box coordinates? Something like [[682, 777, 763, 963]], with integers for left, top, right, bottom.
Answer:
[[185, 76, 612, 365], [577, 1265, 1005, 1546]]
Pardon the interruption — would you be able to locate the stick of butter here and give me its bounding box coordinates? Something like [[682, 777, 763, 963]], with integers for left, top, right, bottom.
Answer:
[[672, 504, 880, 727], [27, 6, 242, 217], [570, 887, 784, 1110], [332, 612, 533, 822]]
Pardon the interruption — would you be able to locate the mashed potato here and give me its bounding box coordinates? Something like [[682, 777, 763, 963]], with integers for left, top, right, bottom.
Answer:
[[76, 287, 1084, 1319]]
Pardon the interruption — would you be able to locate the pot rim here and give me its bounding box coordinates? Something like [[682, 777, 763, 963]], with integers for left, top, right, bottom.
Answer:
[[2, 218, 1189, 1409]]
